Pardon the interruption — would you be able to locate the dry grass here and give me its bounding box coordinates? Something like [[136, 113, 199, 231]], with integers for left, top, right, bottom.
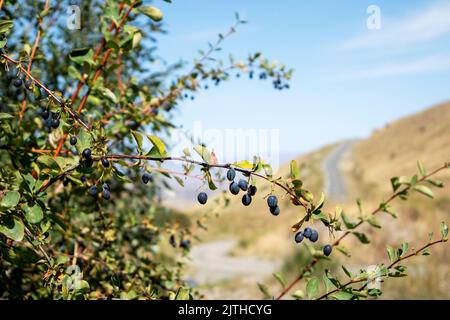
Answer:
[[341, 100, 450, 299]]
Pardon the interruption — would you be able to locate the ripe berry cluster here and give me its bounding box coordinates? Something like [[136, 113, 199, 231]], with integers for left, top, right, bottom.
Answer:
[[226, 168, 257, 207], [40, 108, 60, 130], [88, 182, 111, 200], [295, 227, 333, 256]]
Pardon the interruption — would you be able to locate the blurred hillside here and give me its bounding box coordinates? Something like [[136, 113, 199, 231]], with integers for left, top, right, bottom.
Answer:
[[183, 100, 450, 299]]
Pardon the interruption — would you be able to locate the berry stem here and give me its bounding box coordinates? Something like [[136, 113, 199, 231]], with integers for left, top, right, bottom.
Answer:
[[18, 0, 51, 122]]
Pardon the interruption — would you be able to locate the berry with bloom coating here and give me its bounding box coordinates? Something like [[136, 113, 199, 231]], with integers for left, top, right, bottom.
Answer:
[[229, 182, 240, 195], [70, 136, 77, 145], [323, 245, 332, 256], [295, 231, 304, 243], [238, 179, 248, 191], [270, 205, 280, 216], [101, 158, 110, 168], [242, 193, 252, 206], [142, 173, 151, 184], [89, 185, 99, 196], [82, 148, 92, 159], [248, 185, 257, 196], [226, 168, 236, 181], [102, 189, 111, 200], [267, 195, 278, 208], [197, 192, 208, 205], [303, 227, 312, 239], [13, 78, 22, 88], [309, 229, 319, 242]]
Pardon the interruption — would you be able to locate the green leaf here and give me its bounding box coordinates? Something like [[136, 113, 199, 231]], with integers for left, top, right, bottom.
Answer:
[[147, 135, 165, 155], [138, 6, 163, 22], [330, 291, 354, 300], [417, 161, 426, 177], [299, 189, 314, 203], [0, 216, 24, 241], [400, 243, 409, 257], [202, 169, 217, 191], [22, 203, 44, 224], [194, 145, 211, 164], [342, 265, 352, 278], [413, 185, 434, 198], [131, 131, 143, 152], [69, 47, 94, 65], [0, 19, 13, 34], [257, 283, 272, 299], [272, 272, 286, 288], [1, 191, 20, 209], [233, 160, 253, 169], [37, 155, 60, 172], [441, 222, 448, 241], [174, 287, 191, 300], [290, 160, 300, 179], [0, 113, 14, 121], [390, 177, 400, 192], [426, 179, 444, 188], [352, 232, 370, 244], [341, 211, 357, 229], [387, 246, 397, 263], [306, 277, 320, 299]]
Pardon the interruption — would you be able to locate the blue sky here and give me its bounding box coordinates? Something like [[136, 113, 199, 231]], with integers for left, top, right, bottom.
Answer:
[[155, 0, 450, 163]]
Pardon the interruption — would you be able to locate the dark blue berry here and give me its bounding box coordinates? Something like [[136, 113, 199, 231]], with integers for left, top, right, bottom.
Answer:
[[41, 109, 50, 120], [101, 158, 110, 168], [295, 231, 304, 243], [248, 185, 257, 196], [238, 179, 248, 191], [70, 136, 77, 145], [88, 185, 98, 196], [102, 189, 111, 200], [83, 158, 93, 167], [242, 193, 252, 206], [303, 227, 312, 239], [25, 79, 33, 90], [229, 181, 240, 195], [52, 112, 59, 119], [169, 235, 177, 248], [309, 230, 319, 242], [197, 192, 208, 205], [82, 148, 92, 159], [270, 205, 280, 216], [103, 183, 110, 191], [180, 239, 191, 249], [226, 168, 236, 181], [142, 173, 151, 184], [267, 195, 278, 208], [81, 175, 87, 183], [323, 245, 332, 256], [51, 118, 60, 129], [13, 78, 22, 88]]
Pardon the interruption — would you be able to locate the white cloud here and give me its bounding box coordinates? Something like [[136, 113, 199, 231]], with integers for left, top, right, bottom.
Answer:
[[338, 53, 450, 80], [340, 1, 450, 50]]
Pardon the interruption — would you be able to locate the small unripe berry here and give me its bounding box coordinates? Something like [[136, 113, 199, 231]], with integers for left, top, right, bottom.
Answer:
[[242, 194, 252, 206], [82, 148, 92, 159], [88, 185, 99, 196], [248, 185, 257, 196], [226, 168, 236, 181], [295, 231, 304, 243], [102, 189, 111, 200], [101, 158, 110, 168], [238, 179, 248, 191], [303, 227, 312, 239], [270, 205, 280, 216], [70, 136, 77, 146], [309, 229, 319, 242], [51, 118, 60, 129], [142, 173, 151, 184], [229, 181, 240, 195], [267, 195, 278, 208], [323, 245, 332, 256], [197, 192, 208, 205]]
